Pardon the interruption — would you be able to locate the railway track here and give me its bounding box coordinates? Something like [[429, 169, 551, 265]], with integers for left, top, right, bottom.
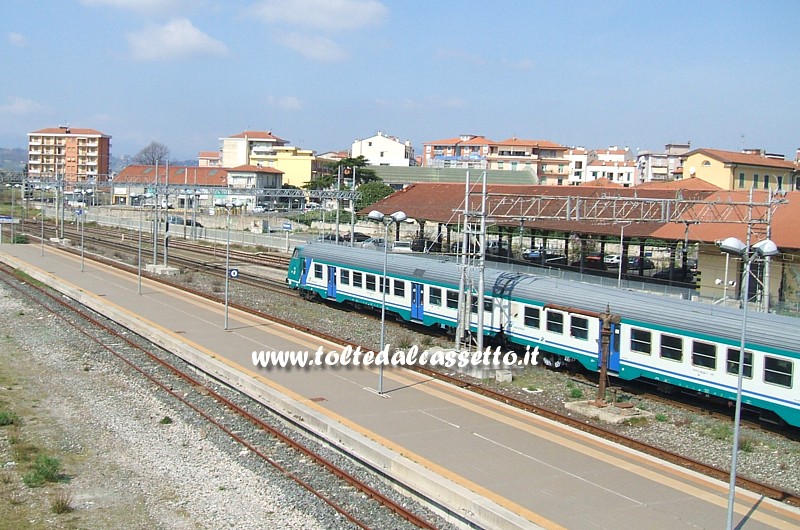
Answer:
[[15, 222, 800, 506], [0, 262, 441, 529]]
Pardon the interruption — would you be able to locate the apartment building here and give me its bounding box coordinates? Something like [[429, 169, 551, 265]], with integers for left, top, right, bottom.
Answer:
[[681, 148, 799, 191], [218, 130, 314, 187], [635, 143, 690, 183], [350, 131, 415, 166], [486, 137, 569, 184], [421, 134, 491, 168], [27, 126, 111, 183]]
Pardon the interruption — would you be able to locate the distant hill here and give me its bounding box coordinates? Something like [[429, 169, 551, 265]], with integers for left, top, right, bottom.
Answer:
[[0, 148, 26, 172]]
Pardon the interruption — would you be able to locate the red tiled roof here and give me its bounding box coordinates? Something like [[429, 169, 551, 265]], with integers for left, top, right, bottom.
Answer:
[[580, 177, 622, 187], [198, 151, 219, 158], [492, 138, 565, 149], [361, 183, 800, 250], [227, 130, 287, 143], [228, 164, 283, 174], [423, 135, 492, 146], [31, 127, 108, 136], [116, 165, 229, 187], [687, 148, 796, 170], [634, 177, 721, 190]]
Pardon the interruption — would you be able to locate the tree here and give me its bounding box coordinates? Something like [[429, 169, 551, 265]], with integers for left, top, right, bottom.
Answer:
[[337, 156, 380, 186], [134, 141, 170, 166], [356, 181, 394, 211]]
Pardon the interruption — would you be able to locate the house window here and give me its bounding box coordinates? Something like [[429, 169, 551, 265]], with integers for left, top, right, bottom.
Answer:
[[692, 341, 717, 369], [726, 348, 752, 378], [352, 272, 363, 288], [523, 306, 540, 328], [702, 160, 711, 166], [340, 269, 350, 285], [546, 311, 564, 334], [777, 175, 784, 189], [630, 328, 652, 354], [753, 174, 759, 188], [570, 316, 589, 340], [660, 334, 683, 361], [314, 264, 323, 279], [446, 290, 459, 309], [764, 357, 793, 388], [738, 172, 745, 188], [764, 174, 770, 189], [429, 287, 442, 306]]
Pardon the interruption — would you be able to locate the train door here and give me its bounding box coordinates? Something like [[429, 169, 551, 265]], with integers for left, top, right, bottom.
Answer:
[[300, 258, 311, 286], [410, 283, 424, 321], [608, 321, 621, 372], [326, 266, 337, 299]]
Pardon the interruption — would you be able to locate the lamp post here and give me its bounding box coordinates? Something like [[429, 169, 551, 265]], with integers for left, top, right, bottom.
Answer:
[[216, 198, 242, 330], [367, 209, 408, 395], [617, 221, 632, 289], [39, 186, 48, 256], [719, 236, 779, 530]]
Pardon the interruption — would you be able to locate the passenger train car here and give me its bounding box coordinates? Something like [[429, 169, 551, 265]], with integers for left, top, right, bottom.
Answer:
[[287, 243, 799, 428]]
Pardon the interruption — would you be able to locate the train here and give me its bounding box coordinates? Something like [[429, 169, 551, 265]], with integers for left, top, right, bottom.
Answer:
[[287, 243, 800, 428]]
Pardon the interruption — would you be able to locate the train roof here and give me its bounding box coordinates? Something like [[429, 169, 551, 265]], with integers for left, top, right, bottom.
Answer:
[[299, 243, 798, 355]]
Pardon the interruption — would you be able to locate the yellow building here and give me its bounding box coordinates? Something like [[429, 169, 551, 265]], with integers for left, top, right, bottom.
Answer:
[[682, 148, 798, 191], [218, 130, 314, 188]]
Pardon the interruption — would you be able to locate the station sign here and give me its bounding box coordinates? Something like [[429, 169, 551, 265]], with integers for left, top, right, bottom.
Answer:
[[282, 222, 292, 231], [229, 268, 239, 279]]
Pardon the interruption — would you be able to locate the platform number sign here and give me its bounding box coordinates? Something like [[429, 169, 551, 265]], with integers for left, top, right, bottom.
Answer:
[[229, 268, 239, 279]]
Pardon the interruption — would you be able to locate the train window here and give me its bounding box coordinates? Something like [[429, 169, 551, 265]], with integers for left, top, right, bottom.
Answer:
[[446, 290, 459, 309], [764, 357, 793, 388], [692, 341, 717, 369], [429, 287, 442, 306], [630, 328, 651, 354], [314, 264, 323, 279], [353, 272, 363, 289], [470, 297, 492, 314], [366, 274, 376, 291], [340, 269, 350, 285], [393, 280, 405, 297], [570, 316, 589, 340], [523, 307, 540, 328], [660, 334, 683, 361], [726, 348, 753, 378], [485, 298, 493, 312], [378, 277, 386, 293], [546, 311, 564, 334]]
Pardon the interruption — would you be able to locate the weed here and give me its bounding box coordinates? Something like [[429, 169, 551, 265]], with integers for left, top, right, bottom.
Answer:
[[569, 387, 583, 399], [50, 489, 74, 514], [16, 311, 24, 316], [396, 334, 414, 350], [23, 454, 61, 487], [624, 416, 648, 426], [655, 413, 669, 422], [739, 437, 756, 453], [707, 424, 733, 441], [0, 409, 19, 426], [159, 416, 173, 425]]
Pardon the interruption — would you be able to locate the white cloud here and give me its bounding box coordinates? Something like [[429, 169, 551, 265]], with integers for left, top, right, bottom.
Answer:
[[275, 31, 347, 62], [252, 0, 387, 31], [126, 18, 227, 61], [266, 95, 303, 111], [7, 32, 26, 47], [0, 97, 43, 115]]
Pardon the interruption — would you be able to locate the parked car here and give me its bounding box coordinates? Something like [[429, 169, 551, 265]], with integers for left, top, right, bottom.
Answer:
[[523, 248, 564, 262], [627, 256, 655, 270], [390, 241, 412, 253], [342, 232, 371, 243], [571, 255, 607, 270], [412, 238, 442, 253], [252, 205, 266, 213], [604, 254, 622, 266], [485, 240, 510, 256], [360, 237, 385, 249]]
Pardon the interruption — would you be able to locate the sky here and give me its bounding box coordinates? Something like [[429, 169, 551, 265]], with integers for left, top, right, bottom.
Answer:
[[2, 0, 799, 162]]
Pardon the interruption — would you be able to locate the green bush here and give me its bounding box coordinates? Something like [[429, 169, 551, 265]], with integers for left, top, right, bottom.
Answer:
[[23, 454, 61, 487], [0, 409, 19, 426]]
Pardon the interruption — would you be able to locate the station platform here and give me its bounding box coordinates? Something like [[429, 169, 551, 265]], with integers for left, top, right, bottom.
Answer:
[[1, 243, 798, 530]]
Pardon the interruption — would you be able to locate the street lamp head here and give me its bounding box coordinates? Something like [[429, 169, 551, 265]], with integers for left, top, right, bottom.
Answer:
[[389, 211, 408, 224], [367, 210, 385, 223], [719, 236, 747, 257], [752, 238, 779, 257]]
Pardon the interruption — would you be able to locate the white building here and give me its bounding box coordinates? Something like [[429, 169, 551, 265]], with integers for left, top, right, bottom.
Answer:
[[350, 131, 415, 166], [564, 147, 589, 185], [636, 143, 690, 183], [585, 159, 637, 186]]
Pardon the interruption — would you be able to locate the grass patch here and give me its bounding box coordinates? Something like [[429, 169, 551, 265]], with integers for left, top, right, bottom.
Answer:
[[739, 437, 756, 453], [654, 413, 669, 422], [23, 454, 62, 487], [159, 416, 173, 425], [13, 269, 45, 288], [624, 416, 648, 426], [706, 423, 733, 441], [0, 409, 20, 426], [568, 387, 583, 399]]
